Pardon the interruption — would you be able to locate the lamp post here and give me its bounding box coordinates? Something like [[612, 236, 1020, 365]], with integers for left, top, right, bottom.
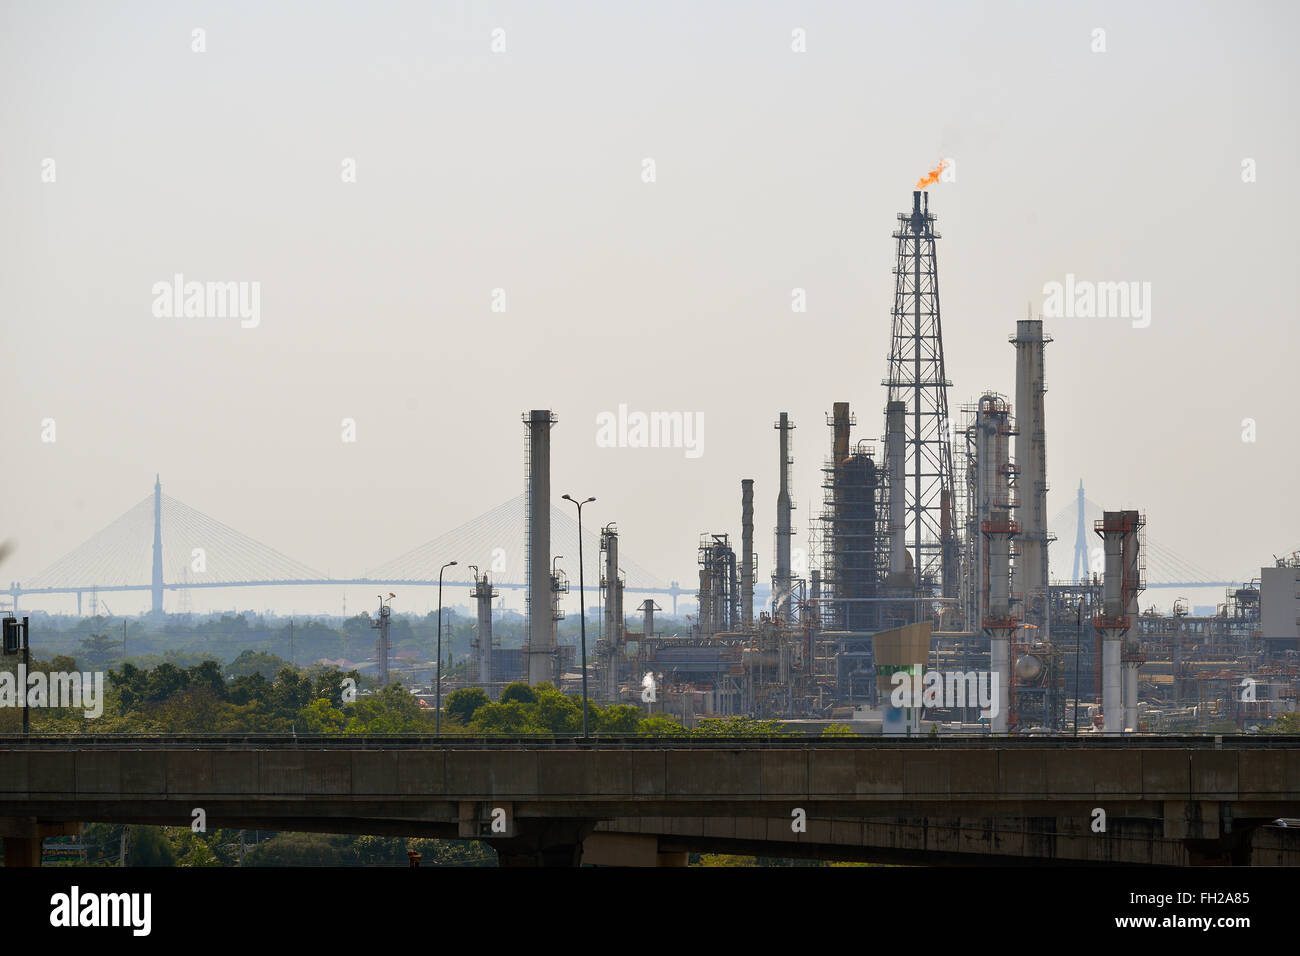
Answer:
[[436, 560, 457, 737], [562, 494, 595, 739]]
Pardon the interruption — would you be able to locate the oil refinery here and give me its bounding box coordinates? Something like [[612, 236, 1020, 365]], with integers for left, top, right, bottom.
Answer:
[[453, 187, 1299, 737]]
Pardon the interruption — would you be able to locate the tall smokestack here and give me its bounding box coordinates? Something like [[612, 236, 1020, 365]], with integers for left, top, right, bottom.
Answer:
[[1099, 512, 1126, 734], [601, 525, 622, 702], [741, 479, 754, 627], [774, 413, 795, 622], [886, 402, 907, 576], [523, 409, 557, 685], [640, 598, 657, 638], [1011, 319, 1051, 638], [472, 569, 497, 685], [602, 524, 622, 648]]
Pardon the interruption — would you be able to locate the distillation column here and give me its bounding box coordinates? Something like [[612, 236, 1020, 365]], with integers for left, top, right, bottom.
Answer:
[[976, 396, 1017, 733], [741, 479, 755, 627], [1011, 319, 1052, 638], [773, 413, 795, 622]]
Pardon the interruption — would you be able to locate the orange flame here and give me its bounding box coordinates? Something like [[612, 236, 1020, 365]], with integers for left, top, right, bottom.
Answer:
[[915, 159, 947, 190]]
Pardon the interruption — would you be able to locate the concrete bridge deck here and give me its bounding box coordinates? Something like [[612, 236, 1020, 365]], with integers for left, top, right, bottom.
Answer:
[[1, 735, 1298, 865]]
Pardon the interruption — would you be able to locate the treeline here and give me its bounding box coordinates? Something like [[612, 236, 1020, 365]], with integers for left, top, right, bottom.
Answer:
[[442, 683, 785, 737], [28, 611, 488, 672], [1, 646, 792, 736], [22, 610, 695, 681]]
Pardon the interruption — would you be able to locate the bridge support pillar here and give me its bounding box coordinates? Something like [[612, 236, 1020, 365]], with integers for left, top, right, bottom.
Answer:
[[1162, 800, 1220, 842], [581, 833, 687, 867], [2, 837, 42, 867], [0, 818, 79, 867], [486, 818, 596, 868]]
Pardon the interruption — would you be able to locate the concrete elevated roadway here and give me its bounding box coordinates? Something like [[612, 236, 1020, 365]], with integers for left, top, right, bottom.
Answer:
[[1, 735, 1298, 866]]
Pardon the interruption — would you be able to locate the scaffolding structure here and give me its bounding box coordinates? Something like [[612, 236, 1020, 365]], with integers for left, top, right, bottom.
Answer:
[[696, 533, 738, 636]]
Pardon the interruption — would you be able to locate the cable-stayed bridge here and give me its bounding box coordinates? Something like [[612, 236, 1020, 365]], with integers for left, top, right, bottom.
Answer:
[[1047, 482, 1244, 591], [7, 479, 1240, 616], [7, 478, 684, 615]]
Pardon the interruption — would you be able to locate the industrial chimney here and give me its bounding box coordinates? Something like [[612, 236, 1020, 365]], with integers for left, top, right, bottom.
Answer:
[[471, 568, 498, 686], [741, 479, 755, 627], [1095, 510, 1144, 734], [523, 409, 557, 685]]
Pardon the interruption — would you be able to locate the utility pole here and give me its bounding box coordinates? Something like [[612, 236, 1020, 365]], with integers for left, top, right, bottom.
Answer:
[[562, 494, 596, 738]]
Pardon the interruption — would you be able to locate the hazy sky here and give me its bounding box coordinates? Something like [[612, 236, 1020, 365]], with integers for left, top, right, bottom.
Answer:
[[3, 0, 1296, 616]]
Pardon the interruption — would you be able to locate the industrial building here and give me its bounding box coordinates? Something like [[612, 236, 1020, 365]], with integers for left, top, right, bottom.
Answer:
[[444, 188, 1298, 735]]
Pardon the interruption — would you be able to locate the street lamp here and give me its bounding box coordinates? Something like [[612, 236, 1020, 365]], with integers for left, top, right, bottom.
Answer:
[[436, 560, 457, 737], [562, 494, 595, 739]]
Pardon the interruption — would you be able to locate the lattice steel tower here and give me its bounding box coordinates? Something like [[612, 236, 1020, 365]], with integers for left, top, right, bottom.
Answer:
[[883, 190, 956, 594]]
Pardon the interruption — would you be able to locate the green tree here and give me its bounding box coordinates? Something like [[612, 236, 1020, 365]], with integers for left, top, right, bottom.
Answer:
[[188, 660, 226, 696], [127, 826, 177, 867], [470, 701, 545, 735], [637, 716, 688, 736], [1263, 713, 1300, 734], [445, 687, 490, 726], [343, 683, 428, 733], [227, 672, 271, 706], [821, 723, 855, 737], [143, 662, 190, 704], [691, 715, 785, 737], [78, 632, 122, 669], [309, 666, 361, 708], [500, 682, 537, 705], [225, 649, 292, 680], [297, 698, 346, 732], [598, 704, 642, 734], [532, 686, 582, 733], [268, 667, 315, 719]]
